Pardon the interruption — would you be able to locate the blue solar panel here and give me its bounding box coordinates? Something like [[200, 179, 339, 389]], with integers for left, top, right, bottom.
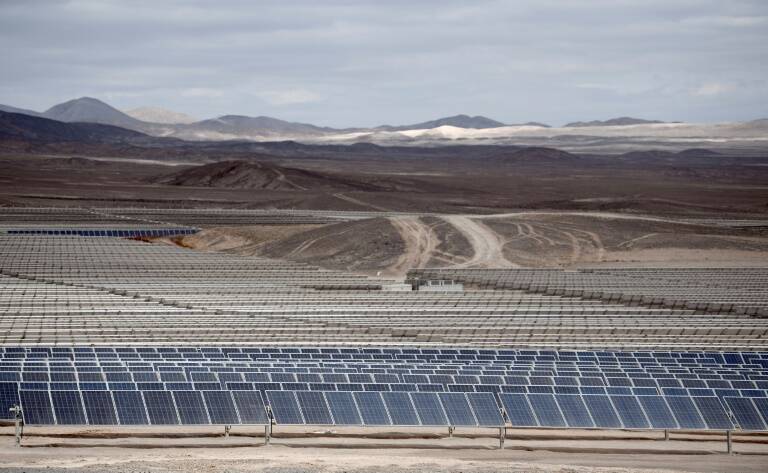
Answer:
[[752, 398, 768, 427], [582, 395, 622, 428], [724, 397, 766, 431], [143, 391, 179, 425], [499, 393, 537, 427], [555, 395, 594, 428], [173, 391, 209, 425], [466, 392, 504, 427], [665, 396, 705, 429], [410, 392, 448, 426], [113, 391, 148, 425], [231, 390, 268, 424], [325, 391, 362, 425], [296, 391, 333, 424], [354, 392, 390, 425], [528, 394, 566, 427], [382, 392, 419, 425], [267, 391, 304, 425], [50, 391, 86, 425], [20, 390, 55, 425], [0, 382, 19, 419], [438, 392, 477, 426], [81, 390, 117, 425], [637, 396, 677, 429], [611, 395, 649, 429], [692, 397, 733, 430], [202, 390, 239, 425]]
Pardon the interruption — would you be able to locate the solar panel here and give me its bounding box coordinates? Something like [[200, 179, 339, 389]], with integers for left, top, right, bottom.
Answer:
[[580, 395, 621, 428], [202, 390, 239, 425], [325, 391, 362, 425], [354, 391, 391, 425], [143, 391, 180, 425], [410, 392, 448, 426], [752, 398, 768, 429], [637, 396, 677, 429], [50, 391, 87, 425], [528, 394, 566, 427], [555, 395, 594, 428], [20, 390, 55, 425], [438, 392, 477, 426], [231, 390, 268, 424], [266, 391, 304, 425], [459, 394, 497, 427], [382, 392, 419, 425], [0, 382, 20, 419], [113, 391, 148, 425], [499, 393, 537, 427], [81, 390, 118, 425], [296, 391, 333, 425], [664, 396, 705, 429], [724, 397, 766, 431], [692, 397, 733, 430], [173, 391, 209, 425], [611, 395, 649, 429]]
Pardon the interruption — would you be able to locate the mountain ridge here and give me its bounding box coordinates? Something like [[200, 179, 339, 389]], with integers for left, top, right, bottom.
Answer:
[[564, 117, 667, 127]]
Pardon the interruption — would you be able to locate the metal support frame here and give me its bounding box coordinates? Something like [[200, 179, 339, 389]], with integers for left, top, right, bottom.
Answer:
[[498, 427, 505, 449], [265, 406, 273, 446], [448, 426, 454, 438], [664, 429, 669, 441], [10, 405, 22, 447], [726, 430, 733, 455]]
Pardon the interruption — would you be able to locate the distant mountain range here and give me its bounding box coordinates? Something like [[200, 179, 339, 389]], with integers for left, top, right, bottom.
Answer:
[[564, 117, 667, 127], [0, 97, 548, 140], [1, 97, 766, 153]]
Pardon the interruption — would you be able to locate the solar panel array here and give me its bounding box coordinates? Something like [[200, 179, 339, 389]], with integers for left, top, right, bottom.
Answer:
[[2, 207, 768, 437], [2, 234, 766, 349], [2, 347, 767, 430], [408, 268, 768, 318]]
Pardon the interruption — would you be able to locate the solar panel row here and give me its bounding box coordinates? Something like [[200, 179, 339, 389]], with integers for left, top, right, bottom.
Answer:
[[266, 391, 503, 427], [16, 389, 768, 431], [5, 229, 197, 237], [19, 389, 268, 426]]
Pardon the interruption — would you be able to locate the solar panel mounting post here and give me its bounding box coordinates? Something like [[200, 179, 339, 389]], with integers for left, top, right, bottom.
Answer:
[[726, 430, 733, 455], [448, 426, 454, 438], [499, 427, 505, 450], [224, 425, 231, 438], [10, 405, 22, 447], [664, 429, 669, 441]]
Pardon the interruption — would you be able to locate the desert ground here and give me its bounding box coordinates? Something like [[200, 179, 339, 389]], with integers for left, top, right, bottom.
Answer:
[[2, 143, 768, 473], [2, 425, 768, 473]]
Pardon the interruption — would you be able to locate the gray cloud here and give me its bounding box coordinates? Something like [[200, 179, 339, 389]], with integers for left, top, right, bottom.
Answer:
[[1, 0, 766, 126]]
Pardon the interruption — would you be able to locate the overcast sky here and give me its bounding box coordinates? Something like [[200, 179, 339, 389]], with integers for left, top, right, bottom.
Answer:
[[1, 0, 766, 127]]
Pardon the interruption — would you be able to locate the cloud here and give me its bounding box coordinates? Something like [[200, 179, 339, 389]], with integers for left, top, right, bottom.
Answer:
[[255, 89, 323, 106], [0, 0, 766, 125], [180, 88, 224, 98], [691, 83, 734, 97]]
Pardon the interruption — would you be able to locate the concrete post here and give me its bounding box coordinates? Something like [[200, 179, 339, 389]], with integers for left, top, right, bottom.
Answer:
[[224, 425, 231, 438], [265, 423, 271, 446], [448, 426, 454, 438], [664, 429, 669, 441], [499, 427, 505, 449], [726, 430, 733, 455]]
